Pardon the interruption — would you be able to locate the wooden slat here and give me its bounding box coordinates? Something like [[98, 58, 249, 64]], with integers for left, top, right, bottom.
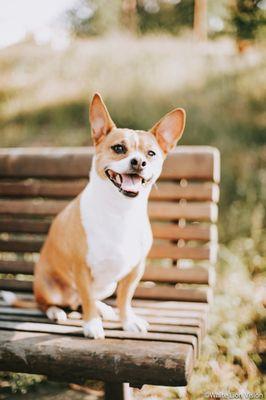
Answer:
[[0, 199, 67, 216], [135, 286, 211, 303], [0, 321, 198, 353], [0, 261, 212, 285], [149, 244, 216, 261], [0, 329, 194, 386], [0, 237, 217, 263], [149, 202, 218, 222], [130, 299, 209, 312], [0, 261, 211, 285], [0, 260, 34, 274], [143, 265, 210, 284], [0, 238, 43, 252], [0, 146, 220, 182], [0, 314, 202, 338], [0, 278, 212, 303], [0, 179, 219, 202], [0, 305, 205, 325], [0, 217, 51, 233], [0, 217, 217, 242], [0, 199, 218, 222], [152, 223, 217, 242], [0, 179, 86, 198], [0, 279, 33, 292], [150, 182, 220, 202]]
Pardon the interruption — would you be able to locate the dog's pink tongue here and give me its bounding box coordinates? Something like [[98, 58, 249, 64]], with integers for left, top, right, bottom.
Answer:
[[121, 174, 142, 192]]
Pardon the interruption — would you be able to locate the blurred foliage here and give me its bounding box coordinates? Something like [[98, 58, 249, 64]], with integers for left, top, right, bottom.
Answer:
[[137, 0, 194, 34], [230, 0, 266, 40], [66, 0, 121, 36], [64, 0, 266, 42]]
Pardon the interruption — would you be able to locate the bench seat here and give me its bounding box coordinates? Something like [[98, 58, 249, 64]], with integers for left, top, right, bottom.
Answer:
[[0, 146, 220, 399]]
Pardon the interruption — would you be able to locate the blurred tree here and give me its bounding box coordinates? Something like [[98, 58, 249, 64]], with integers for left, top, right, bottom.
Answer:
[[66, 0, 121, 36], [121, 0, 138, 32], [137, 0, 194, 34], [193, 0, 208, 40], [230, 0, 266, 51]]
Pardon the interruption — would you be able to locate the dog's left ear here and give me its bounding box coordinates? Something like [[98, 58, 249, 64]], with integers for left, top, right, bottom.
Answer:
[[89, 93, 116, 145], [150, 108, 186, 154]]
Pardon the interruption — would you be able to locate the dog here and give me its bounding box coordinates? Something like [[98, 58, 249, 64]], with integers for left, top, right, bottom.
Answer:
[[2, 93, 186, 339]]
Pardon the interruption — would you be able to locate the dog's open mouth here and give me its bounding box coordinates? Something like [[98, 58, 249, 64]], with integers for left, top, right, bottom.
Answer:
[[105, 169, 146, 197]]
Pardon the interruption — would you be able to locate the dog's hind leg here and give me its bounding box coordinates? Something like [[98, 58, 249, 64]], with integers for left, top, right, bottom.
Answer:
[[96, 301, 118, 321]]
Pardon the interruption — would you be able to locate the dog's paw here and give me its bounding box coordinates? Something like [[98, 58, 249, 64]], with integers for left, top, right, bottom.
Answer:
[[122, 313, 149, 333], [96, 301, 118, 321], [83, 317, 105, 339], [46, 306, 67, 322]]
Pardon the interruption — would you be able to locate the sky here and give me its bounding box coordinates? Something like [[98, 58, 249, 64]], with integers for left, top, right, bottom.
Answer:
[[0, 0, 77, 48]]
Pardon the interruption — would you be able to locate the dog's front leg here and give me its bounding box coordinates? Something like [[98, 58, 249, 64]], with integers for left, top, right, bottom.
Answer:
[[74, 264, 104, 339], [117, 260, 149, 333]]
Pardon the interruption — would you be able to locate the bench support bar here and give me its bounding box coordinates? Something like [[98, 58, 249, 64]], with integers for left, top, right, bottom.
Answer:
[[105, 382, 132, 400]]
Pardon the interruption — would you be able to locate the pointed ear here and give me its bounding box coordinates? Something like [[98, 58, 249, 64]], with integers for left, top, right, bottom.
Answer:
[[89, 93, 116, 145], [150, 108, 186, 154]]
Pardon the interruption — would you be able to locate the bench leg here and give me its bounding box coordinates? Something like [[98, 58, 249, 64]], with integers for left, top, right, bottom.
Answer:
[[104, 382, 133, 400]]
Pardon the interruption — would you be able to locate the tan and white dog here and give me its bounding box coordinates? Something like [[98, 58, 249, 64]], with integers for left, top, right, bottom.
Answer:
[[3, 94, 186, 339]]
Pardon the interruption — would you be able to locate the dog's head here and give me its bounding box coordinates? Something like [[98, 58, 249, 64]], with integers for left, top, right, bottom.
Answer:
[[90, 93, 186, 198]]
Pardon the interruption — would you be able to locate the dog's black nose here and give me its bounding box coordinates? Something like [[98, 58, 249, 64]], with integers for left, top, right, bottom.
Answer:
[[131, 158, 138, 167], [130, 158, 146, 170]]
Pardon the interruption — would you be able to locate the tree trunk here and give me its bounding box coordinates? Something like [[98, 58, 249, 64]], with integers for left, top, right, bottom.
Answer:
[[193, 0, 208, 41]]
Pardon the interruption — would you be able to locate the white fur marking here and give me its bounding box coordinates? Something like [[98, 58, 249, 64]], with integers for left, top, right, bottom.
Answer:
[[96, 301, 118, 321], [1, 290, 17, 305], [122, 313, 149, 333], [80, 158, 153, 301], [46, 306, 67, 322], [83, 317, 105, 339]]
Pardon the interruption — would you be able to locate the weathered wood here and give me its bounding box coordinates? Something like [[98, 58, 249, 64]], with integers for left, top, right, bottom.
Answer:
[[0, 199, 218, 222], [0, 179, 219, 202], [151, 182, 220, 202], [143, 265, 209, 284], [0, 261, 211, 284], [0, 321, 198, 355], [149, 202, 218, 222], [0, 199, 67, 216], [0, 260, 34, 274], [0, 238, 43, 252], [0, 239, 217, 265], [0, 146, 220, 182], [0, 217, 217, 243], [135, 286, 211, 303], [0, 314, 202, 342], [0, 217, 51, 233], [149, 244, 212, 261], [0, 330, 194, 386], [151, 223, 217, 242], [0, 179, 86, 198], [0, 278, 211, 302], [0, 279, 33, 292], [0, 303, 206, 323]]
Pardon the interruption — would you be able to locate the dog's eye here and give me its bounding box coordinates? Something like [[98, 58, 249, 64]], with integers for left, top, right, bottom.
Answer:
[[148, 150, 156, 157], [111, 144, 127, 154]]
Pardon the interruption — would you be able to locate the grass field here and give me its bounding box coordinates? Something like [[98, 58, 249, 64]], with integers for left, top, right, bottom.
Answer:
[[0, 33, 265, 398]]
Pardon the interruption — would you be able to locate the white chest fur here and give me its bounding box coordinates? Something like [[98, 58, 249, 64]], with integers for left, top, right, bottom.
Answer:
[[80, 160, 152, 300]]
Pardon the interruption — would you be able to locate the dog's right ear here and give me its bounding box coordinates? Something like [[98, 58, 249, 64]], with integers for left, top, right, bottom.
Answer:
[[89, 93, 116, 145]]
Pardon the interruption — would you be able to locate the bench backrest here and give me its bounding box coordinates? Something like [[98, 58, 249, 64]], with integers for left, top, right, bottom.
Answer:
[[0, 146, 220, 304]]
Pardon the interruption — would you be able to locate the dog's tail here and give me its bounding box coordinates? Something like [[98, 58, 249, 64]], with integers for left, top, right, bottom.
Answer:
[[1, 290, 37, 308]]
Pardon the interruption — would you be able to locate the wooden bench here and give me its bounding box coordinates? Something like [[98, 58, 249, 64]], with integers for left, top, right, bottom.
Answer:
[[0, 146, 220, 399]]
